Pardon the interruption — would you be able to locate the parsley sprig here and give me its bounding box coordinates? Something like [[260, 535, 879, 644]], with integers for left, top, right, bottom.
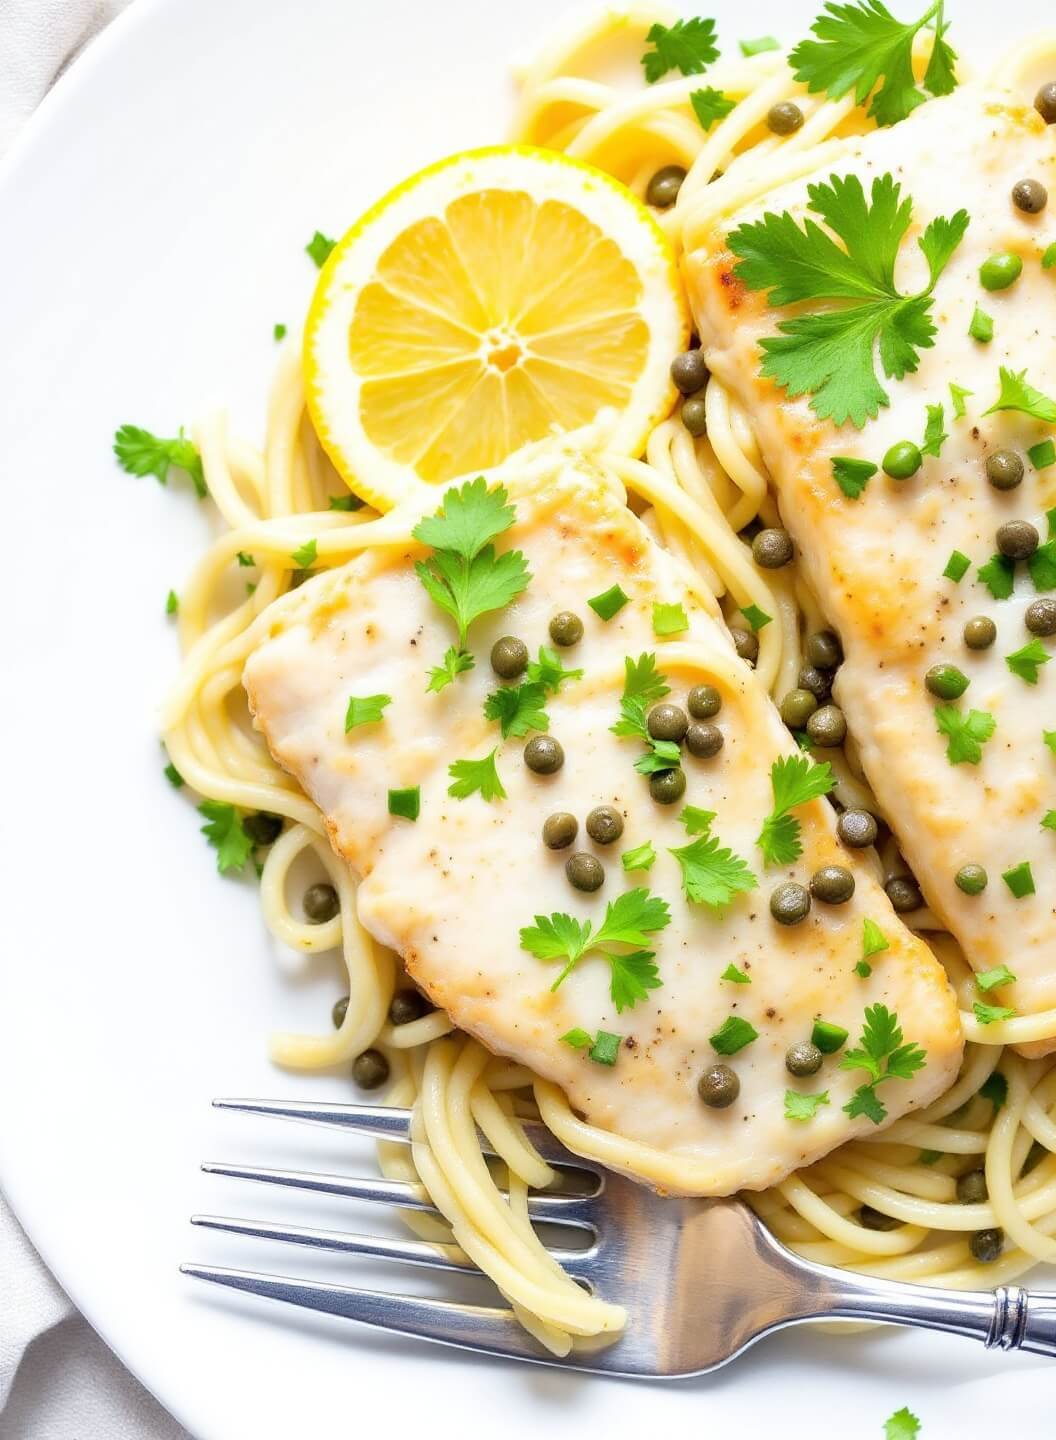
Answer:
[[113, 424, 207, 498], [610, 654, 684, 774], [934, 704, 995, 765], [669, 813, 757, 911], [641, 17, 719, 82], [198, 800, 254, 874], [483, 681, 550, 738], [448, 750, 505, 802], [840, 1003, 926, 1123], [520, 888, 671, 1010], [757, 754, 836, 864]]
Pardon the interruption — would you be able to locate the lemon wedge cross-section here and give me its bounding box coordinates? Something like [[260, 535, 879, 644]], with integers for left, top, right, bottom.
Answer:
[[303, 145, 688, 511]]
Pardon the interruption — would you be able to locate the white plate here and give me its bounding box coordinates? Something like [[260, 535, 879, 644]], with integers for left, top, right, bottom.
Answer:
[[1, 1, 1053, 1436]]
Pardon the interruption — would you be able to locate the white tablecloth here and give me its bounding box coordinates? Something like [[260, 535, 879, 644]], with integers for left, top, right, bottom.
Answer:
[[1, 3, 191, 1434]]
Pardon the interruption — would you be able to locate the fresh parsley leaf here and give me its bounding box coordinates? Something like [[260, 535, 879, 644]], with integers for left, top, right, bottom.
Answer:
[[165, 589, 179, 615], [789, 1, 957, 127], [1002, 861, 1035, 898], [729, 172, 968, 427], [855, 960, 873, 978], [521, 888, 671, 1003], [291, 539, 317, 568], [329, 493, 365, 511], [273, 323, 287, 341], [976, 963, 1016, 991], [1044, 241, 1056, 270], [426, 646, 475, 693], [622, 841, 657, 872], [757, 754, 836, 864], [942, 550, 970, 582], [863, 917, 889, 958], [977, 552, 1015, 600], [721, 963, 751, 984], [973, 1000, 1016, 1024], [306, 230, 337, 267], [968, 305, 993, 343], [113, 424, 207, 497], [670, 831, 758, 910], [609, 950, 663, 1012], [984, 366, 1056, 423], [832, 455, 878, 498], [561, 1028, 592, 1050], [236, 551, 255, 567], [679, 805, 717, 834], [525, 645, 583, 694], [483, 681, 549, 738], [198, 800, 254, 874], [593, 888, 672, 949], [740, 35, 780, 56], [949, 382, 972, 418], [448, 750, 506, 802], [980, 1071, 1008, 1109], [641, 17, 720, 82], [845, 1083, 888, 1123], [1029, 438, 1056, 470], [612, 654, 683, 774], [589, 1030, 622, 1066], [741, 603, 771, 631], [653, 601, 689, 636], [884, 1406, 921, 1440], [1028, 541, 1056, 592], [633, 739, 682, 774], [413, 475, 514, 558], [690, 86, 736, 130], [589, 584, 630, 620], [1046, 730, 1056, 756], [710, 1015, 759, 1054], [784, 1089, 831, 1121], [840, 1002, 926, 1123], [921, 402, 947, 457], [935, 704, 995, 764], [163, 760, 184, 788], [1006, 638, 1051, 685], [344, 693, 392, 731], [812, 1018, 848, 1052], [388, 786, 420, 820]]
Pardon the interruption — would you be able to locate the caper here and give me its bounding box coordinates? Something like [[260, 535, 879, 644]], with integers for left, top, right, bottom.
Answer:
[[685, 722, 724, 759], [766, 100, 804, 135], [985, 449, 1024, 490], [925, 663, 969, 700], [649, 768, 687, 804], [549, 610, 584, 647], [1026, 598, 1056, 636], [806, 704, 846, 747], [1012, 178, 1048, 214], [670, 349, 709, 394], [525, 735, 564, 774], [970, 1227, 1004, 1263], [352, 1049, 389, 1090], [780, 688, 818, 729], [810, 865, 855, 904], [304, 882, 339, 923], [688, 684, 722, 718], [1036, 81, 1056, 124], [980, 252, 1023, 291], [798, 665, 832, 702], [646, 164, 686, 208], [752, 527, 794, 569], [996, 520, 1039, 559], [698, 1062, 740, 1108], [243, 811, 283, 846], [332, 995, 349, 1029], [785, 1041, 823, 1077], [837, 809, 878, 849], [771, 881, 811, 925], [955, 863, 988, 897], [806, 629, 842, 669], [964, 615, 997, 650], [586, 805, 624, 845], [731, 627, 759, 665], [886, 874, 923, 913], [681, 394, 708, 436], [647, 702, 689, 742], [491, 635, 529, 678], [543, 812, 578, 849], [956, 1169, 988, 1203], [882, 441, 923, 480], [389, 990, 428, 1025], [566, 852, 604, 892], [859, 1205, 902, 1232]]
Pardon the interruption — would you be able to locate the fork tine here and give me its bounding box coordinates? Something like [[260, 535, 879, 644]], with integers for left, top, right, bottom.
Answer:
[[200, 1162, 597, 1229]]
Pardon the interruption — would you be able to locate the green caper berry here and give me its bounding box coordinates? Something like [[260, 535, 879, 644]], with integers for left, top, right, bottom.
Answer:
[[566, 851, 604, 892], [670, 349, 709, 394], [586, 805, 624, 845], [1026, 598, 1056, 636], [810, 865, 855, 904], [649, 767, 687, 804], [352, 1049, 389, 1090], [985, 450, 1024, 490], [806, 704, 846, 747], [956, 1169, 988, 1204], [882, 441, 923, 480], [996, 520, 1039, 559], [837, 809, 878, 849], [964, 616, 997, 650], [490, 635, 528, 678], [980, 252, 1023, 291], [389, 990, 428, 1025], [698, 1063, 739, 1108], [766, 100, 804, 135], [1012, 178, 1048, 214], [780, 687, 818, 729], [685, 722, 724, 758], [525, 735, 564, 774], [1036, 81, 1056, 124], [806, 630, 842, 669], [647, 702, 689, 742], [688, 684, 722, 718], [549, 610, 584, 647], [646, 164, 686, 209], [332, 994, 349, 1029], [771, 881, 811, 925], [970, 1227, 1004, 1263], [859, 1205, 902, 1232], [955, 863, 988, 896], [680, 394, 708, 436], [752, 527, 794, 569], [543, 812, 578, 849], [798, 665, 832, 702], [242, 811, 283, 846], [304, 882, 339, 923], [731, 627, 759, 665], [925, 664, 970, 700], [886, 874, 923, 913], [785, 1042, 823, 1077]]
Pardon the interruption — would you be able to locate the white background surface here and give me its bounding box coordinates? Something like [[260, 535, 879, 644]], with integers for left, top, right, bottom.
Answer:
[[0, 1, 1054, 1437]]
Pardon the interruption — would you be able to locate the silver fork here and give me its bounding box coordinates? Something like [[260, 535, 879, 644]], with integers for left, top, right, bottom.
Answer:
[[182, 1098, 1056, 1374]]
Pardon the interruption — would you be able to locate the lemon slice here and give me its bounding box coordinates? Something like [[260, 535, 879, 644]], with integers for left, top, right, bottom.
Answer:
[[304, 145, 688, 511]]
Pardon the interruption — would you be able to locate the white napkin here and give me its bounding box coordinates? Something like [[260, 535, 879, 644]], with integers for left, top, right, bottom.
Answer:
[[1, 9, 192, 1429]]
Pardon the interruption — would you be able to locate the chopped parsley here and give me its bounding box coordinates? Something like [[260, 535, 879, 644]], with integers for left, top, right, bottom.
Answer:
[[329, 493, 364, 511], [790, 1, 956, 126], [884, 1408, 921, 1440], [198, 800, 254, 874], [690, 86, 736, 130], [984, 366, 1056, 423], [641, 17, 719, 81], [973, 1000, 1015, 1025], [589, 584, 630, 621], [291, 539, 317, 569], [949, 382, 972, 418], [721, 963, 751, 984], [1043, 809, 1056, 832], [968, 305, 993, 343], [832, 455, 878, 499], [728, 172, 968, 427], [525, 645, 583, 694], [855, 960, 873, 979], [669, 820, 758, 911], [273, 323, 287, 341], [709, 1015, 758, 1055], [483, 681, 549, 738], [741, 603, 772, 632], [1044, 242, 1056, 270], [236, 551, 255, 567], [166, 588, 179, 615], [840, 1002, 926, 1123], [388, 786, 420, 821], [980, 1071, 1008, 1109], [740, 35, 780, 56], [1046, 731, 1056, 756], [784, 1088, 831, 1122], [163, 760, 184, 788], [680, 804, 716, 833], [976, 963, 1016, 991], [757, 753, 836, 864], [1029, 438, 1056, 470], [812, 1018, 848, 1053], [448, 750, 506, 802], [1006, 638, 1051, 685], [863, 917, 889, 958], [344, 693, 392, 731], [1028, 541, 1056, 591], [113, 424, 207, 498], [622, 841, 657, 872], [561, 1028, 622, 1066], [653, 600, 689, 636], [977, 552, 1015, 600], [520, 887, 671, 1009], [306, 230, 337, 267], [921, 402, 947, 457], [427, 646, 475, 693], [941, 550, 970, 582], [1002, 860, 1035, 898], [934, 704, 995, 765]]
